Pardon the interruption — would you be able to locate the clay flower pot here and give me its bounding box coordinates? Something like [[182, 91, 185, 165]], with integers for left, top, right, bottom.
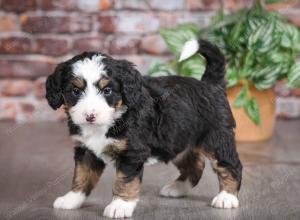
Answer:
[[227, 84, 276, 142]]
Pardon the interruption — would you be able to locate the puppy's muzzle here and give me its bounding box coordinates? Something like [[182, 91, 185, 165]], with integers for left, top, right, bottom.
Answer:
[[85, 113, 96, 123]]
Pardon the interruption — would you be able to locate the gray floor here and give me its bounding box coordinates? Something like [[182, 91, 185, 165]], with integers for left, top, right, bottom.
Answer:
[[0, 120, 299, 220]]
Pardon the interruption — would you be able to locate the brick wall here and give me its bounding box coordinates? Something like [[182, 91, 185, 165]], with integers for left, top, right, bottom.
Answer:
[[0, 0, 299, 122]]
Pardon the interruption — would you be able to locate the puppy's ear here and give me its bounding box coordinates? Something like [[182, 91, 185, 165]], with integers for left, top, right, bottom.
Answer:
[[117, 60, 143, 108], [45, 63, 65, 110]]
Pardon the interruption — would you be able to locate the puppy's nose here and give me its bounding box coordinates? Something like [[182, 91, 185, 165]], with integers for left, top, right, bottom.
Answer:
[[86, 113, 96, 123]]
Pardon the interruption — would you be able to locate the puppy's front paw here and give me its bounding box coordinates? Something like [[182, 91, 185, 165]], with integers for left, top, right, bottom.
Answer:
[[103, 197, 137, 218], [53, 191, 86, 210], [160, 180, 192, 198], [211, 191, 239, 209]]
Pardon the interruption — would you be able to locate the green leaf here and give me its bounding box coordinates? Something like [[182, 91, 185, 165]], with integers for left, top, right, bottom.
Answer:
[[277, 22, 299, 49], [248, 19, 278, 54], [233, 85, 249, 108], [160, 24, 199, 56], [179, 54, 205, 80], [147, 61, 175, 77], [252, 66, 281, 90], [226, 68, 239, 87], [266, 0, 286, 3], [228, 19, 245, 50], [176, 23, 200, 35], [245, 98, 261, 125], [287, 62, 300, 88]]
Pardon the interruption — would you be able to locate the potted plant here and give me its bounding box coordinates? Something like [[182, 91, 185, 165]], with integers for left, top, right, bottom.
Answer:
[[148, 0, 300, 142]]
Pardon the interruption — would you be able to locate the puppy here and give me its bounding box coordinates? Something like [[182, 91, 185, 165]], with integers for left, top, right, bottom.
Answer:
[[46, 39, 242, 218]]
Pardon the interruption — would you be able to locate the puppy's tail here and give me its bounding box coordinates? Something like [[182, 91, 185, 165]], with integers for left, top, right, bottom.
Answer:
[[179, 39, 226, 85]]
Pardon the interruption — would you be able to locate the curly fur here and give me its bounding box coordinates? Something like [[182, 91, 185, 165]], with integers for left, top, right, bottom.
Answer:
[[46, 39, 242, 218]]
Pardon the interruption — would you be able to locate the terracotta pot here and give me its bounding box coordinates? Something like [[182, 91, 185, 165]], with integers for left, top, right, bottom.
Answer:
[[227, 84, 276, 142]]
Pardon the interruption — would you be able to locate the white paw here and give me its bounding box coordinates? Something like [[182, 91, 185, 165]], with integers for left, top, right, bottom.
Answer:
[[53, 191, 86, 210], [160, 180, 192, 198], [211, 191, 239, 209], [103, 197, 137, 218]]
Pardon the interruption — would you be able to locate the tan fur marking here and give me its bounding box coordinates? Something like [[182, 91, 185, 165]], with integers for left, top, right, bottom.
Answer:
[[116, 100, 123, 109], [72, 78, 85, 89], [63, 96, 71, 108], [199, 149, 239, 194], [102, 139, 127, 159], [211, 160, 239, 195], [112, 139, 127, 152], [174, 147, 205, 186], [98, 78, 110, 89], [113, 171, 140, 201], [72, 163, 103, 195]]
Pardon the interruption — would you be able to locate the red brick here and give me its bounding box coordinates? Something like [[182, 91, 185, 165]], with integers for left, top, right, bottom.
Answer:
[[33, 100, 66, 122], [186, 0, 220, 11], [0, 79, 33, 96], [33, 38, 69, 56], [1, 0, 36, 12], [0, 58, 56, 78], [34, 77, 46, 99], [73, 36, 109, 53], [284, 10, 300, 27], [275, 80, 291, 97], [291, 88, 300, 97], [37, 0, 78, 11], [0, 37, 32, 54], [276, 97, 300, 118], [99, 0, 113, 10], [140, 34, 169, 55], [98, 15, 116, 33], [21, 15, 92, 33], [177, 13, 212, 28], [225, 0, 253, 10], [114, 13, 160, 33], [148, 0, 185, 11], [159, 12, 179, 28], [20, 101, 36, 115], [109, 36, 140, 55], [76, 0, 113, 11], [114, 0, 149, 10], [0, 101, 17, 121], [0, 15, 18, 32], [266, 2, 297, 11]]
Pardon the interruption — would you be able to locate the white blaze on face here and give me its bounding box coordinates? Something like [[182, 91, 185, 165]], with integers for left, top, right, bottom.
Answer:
[[70, 55, 114, 126]]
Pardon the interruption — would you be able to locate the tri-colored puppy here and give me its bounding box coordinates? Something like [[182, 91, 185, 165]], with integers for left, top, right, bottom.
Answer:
[[46, 39, 242, 218]]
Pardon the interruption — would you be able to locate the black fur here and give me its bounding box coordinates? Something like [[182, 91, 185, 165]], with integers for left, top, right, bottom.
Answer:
[[74, 146, 105, 171], [46, 39, 242, 190]]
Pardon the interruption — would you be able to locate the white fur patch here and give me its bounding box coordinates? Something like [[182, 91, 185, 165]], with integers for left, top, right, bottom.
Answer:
[[73, 55, 106, 82], [211, 190, 239, 209], [70, 54, 127, 162], [160, 179, 192, 197], [103, 197, 137, 218], [71, 54, 121, 126], [72, 125, 116, 162], [145, 157, 159, 165], [53, 191, 86, 209], [178, 39, 199, 62]]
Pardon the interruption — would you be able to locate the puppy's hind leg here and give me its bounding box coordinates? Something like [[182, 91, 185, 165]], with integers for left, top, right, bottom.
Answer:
[[160, 147, 205, 198], [203, 129, 242, 209], [53, 146, 105, 209]]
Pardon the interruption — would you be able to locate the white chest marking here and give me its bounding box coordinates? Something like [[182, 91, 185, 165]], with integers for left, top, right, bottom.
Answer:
[[72, 125, 115, 163]]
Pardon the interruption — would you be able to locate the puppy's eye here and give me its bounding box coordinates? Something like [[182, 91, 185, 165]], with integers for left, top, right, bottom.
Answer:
[[103, 87, 112, 96], [72, 87, 81, 96]]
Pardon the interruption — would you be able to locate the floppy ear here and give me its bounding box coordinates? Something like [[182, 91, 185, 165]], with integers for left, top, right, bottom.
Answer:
[[45, 63, 65, 110], [117, 60, 143, 108]]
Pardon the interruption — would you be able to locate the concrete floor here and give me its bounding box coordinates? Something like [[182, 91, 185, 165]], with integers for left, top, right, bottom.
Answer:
[[0, 120, 299, 220]]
